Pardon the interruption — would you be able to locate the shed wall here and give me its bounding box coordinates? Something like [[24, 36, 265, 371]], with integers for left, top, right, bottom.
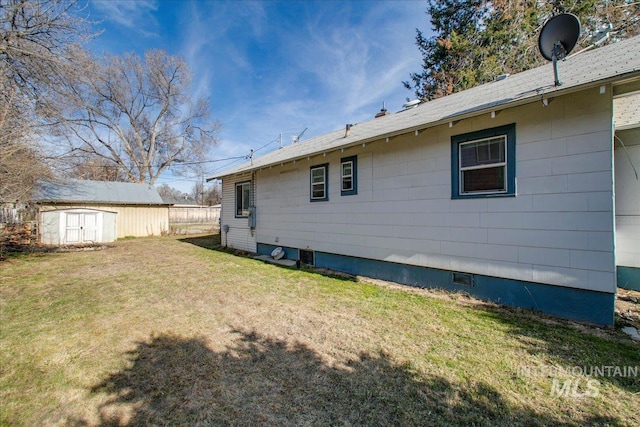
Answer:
[[39, 204, 168, 238], [39, 208, 117, 244], [252, 87, 615, 293]]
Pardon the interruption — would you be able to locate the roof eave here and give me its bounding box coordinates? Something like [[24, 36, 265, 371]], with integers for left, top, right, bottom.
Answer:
[[213, 69, 640, 180]]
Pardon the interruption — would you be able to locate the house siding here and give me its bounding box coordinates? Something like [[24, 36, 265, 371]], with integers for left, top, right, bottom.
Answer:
[[614, 127, 640, 290], [220, 173, 257, 252], [252, 87, 615, 295]]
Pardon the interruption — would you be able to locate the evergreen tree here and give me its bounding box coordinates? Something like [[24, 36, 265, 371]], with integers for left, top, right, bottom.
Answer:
[[405, 1, 640, 100]]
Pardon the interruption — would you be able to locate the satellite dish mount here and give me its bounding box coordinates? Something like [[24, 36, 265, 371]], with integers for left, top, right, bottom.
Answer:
[[550, 41, 567, 86], [538, 13, 581, 87]]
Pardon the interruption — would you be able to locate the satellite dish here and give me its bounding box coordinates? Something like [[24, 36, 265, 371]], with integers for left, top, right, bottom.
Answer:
[[538, 13, 581, 86]]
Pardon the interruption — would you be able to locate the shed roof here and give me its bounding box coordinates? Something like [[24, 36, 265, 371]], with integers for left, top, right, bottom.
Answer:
[[213, 35, 640, 179], [35, 179, 168, 205]]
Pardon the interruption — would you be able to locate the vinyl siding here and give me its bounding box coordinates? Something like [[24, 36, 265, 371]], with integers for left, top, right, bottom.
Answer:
[[220, 173, 256, 252], [251, 86, 616, 293]]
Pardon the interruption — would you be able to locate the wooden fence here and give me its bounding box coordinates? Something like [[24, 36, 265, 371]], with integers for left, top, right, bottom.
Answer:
[[168, 205, 220, 235]]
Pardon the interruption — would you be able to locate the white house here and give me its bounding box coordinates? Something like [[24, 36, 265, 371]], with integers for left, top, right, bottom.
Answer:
[[213, 36, 640, 326]]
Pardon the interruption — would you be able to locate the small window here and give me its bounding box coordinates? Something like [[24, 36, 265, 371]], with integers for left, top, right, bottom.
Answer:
[[310, 164, 328, 201], [341, 156, 357, 196], [235, 181, 251, 217], [451, 124, 516, 198]]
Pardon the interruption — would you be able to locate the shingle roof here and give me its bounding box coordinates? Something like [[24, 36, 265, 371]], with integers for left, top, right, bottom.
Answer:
[[214, 35, 640, 179], [35, 179, 167, 205]]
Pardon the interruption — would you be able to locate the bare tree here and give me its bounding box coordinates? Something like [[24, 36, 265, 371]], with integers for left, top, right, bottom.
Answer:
[[66, 156, 127, 182], [0, 88, 52, 202], [191, 180, 205, 205], [1, 0, 91, 203], [57, 49, 221, 185], [191, 181, 221, 206], [156, 183, 188, 201], [204, 183, 221, 206], [1, 0, 90, 99]]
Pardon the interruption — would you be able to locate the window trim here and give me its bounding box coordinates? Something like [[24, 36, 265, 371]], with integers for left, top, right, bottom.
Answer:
[[340, 155, 357, 196], [310, 163, 329, 202], [451, 123, 516, 199], [235, 180, 251, 217]]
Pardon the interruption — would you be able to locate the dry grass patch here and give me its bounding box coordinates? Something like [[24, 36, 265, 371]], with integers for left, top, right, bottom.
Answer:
[[1, 235, 638, 426]]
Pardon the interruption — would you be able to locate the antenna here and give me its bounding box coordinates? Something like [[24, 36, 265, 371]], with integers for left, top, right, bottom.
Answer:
[[292, 127, 307, 144], [567, 23, 611, 59], [538, 13, 581, 86]]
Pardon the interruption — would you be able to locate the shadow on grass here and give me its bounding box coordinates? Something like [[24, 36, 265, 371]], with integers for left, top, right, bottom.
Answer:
[[177, 233, 357, 282], [78, 330, 619, 426], [177, 233, 223, 251]]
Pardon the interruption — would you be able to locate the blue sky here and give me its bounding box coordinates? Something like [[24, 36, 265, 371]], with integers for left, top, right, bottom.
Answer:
[[86, 0, 430, 192]]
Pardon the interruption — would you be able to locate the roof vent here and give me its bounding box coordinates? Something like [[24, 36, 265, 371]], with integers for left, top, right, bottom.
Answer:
[[402, 99, 421, 110], [344, 123, 353, 138], [375, 101, 389, 118]]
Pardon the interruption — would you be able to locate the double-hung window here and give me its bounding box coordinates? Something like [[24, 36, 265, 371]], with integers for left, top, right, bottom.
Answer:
[[340, 156, 357, 196], [310, 164, 328, 201], [451, 124, 516, 198], [235, 181, 251, 217]]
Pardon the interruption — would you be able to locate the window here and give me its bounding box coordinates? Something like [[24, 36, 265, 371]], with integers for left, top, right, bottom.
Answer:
[[451, 123, 516, 198], [340, 156, 357, 196], [310, 163, 328, 201], [235, 181, 251, 217]]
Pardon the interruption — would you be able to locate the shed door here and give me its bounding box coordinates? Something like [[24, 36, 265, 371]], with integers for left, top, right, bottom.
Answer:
[[82, 212, 98, 242], [65, 212, 98, 243]]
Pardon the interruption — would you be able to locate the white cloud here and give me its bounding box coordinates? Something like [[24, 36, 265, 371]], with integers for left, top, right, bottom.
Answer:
[[195, 1, 428, 176], [91, 0, 160, 37], [88, 0, 429, 183]]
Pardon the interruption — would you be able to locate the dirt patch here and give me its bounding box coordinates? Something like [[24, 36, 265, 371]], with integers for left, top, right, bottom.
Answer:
[[616, 288, 640, 331], [1, 242, 111, 258]]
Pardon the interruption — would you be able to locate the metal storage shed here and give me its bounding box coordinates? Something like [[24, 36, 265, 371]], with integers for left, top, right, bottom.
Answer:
[[35, 179, 170, 244]]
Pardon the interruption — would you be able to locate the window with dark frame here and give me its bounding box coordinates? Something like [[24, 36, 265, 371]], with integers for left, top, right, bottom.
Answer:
[[340, 155, 357, 196], [451, 124, 516, 199], [460, 136, 506, 193], [235, 181, 251, 217], [310, 164, 328, 201]]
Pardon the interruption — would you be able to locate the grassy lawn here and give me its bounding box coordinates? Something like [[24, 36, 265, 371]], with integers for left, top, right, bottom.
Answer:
[[1, 235, 638, 426]]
